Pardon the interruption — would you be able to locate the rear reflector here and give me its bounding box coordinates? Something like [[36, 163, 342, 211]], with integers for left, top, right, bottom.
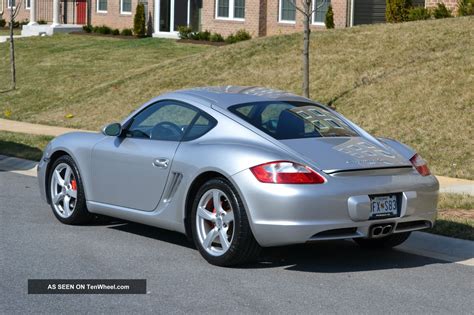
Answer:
[[250, 161, 326, 184], [410, 153, 431, 176]]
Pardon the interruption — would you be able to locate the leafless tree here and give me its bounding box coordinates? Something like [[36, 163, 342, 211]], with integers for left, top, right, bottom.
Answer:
[[290, 0, 326, 98], [8, 0, 22, 90]]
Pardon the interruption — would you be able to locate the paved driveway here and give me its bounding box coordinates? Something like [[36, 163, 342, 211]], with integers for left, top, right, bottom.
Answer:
[[1, 171, 473, 313]]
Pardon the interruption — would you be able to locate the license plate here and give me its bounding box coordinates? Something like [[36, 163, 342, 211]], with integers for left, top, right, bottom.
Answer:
[[370, 195, 398, 219]]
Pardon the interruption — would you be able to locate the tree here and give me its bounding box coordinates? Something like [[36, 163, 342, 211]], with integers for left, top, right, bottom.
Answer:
[[133, 3, 146, 37], [386, 0, 412, 23], [8, 0, 22, 90], [146, 12, 154, 37], [289, 0, 327, 98], [325, 5, 335, 29]]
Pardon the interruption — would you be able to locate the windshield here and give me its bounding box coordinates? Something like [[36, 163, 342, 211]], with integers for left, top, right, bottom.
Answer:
[[228, 101, 358, 140]]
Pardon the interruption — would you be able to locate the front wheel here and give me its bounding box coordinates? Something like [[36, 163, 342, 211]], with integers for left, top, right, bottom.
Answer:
[[353, 232, 411, 249], [191, 178, 261, 266], [48, 155, 92, 224]]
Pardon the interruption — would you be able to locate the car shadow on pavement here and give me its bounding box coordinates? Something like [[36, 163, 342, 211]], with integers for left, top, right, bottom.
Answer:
[[109, 222, 195, 249], [108, 221, 448, 272], [250, 241, 448, 272]]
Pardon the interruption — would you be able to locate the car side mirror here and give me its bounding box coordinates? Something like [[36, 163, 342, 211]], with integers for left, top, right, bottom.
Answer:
[[102, 123, 122, 137]]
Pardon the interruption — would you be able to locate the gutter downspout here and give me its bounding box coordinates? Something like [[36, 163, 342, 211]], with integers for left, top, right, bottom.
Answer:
[[350, 0, 354, 27]]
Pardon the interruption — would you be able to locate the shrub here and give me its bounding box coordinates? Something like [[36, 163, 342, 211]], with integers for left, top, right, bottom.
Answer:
[[386, 0, 412, 22], [8, 21, 20, 28], [82, 24, 92, 33], [133, 3, 146, 37], [112, 28, 120, 35], [225, 34, 237, 44], [38, 19, 47, 25], [0, 19, 6, 28], [325, 5, 335, 28], [20, 19, 29, 26], [197, 30, 211, 41], [97, 25, 112, 34], [92, 25, 100, 33], [146, 12, 153, 36], [407, 6, 431, 20], [234, 29, 251, 41], [177, 25, 193, 39], [209, 32, 224, 42], [432, 3, 452, 18], [121, 28, 133, 36], [457, 0, 474, 15]]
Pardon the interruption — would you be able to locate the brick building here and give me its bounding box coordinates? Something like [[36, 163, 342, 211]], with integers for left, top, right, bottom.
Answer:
[[1, 0, 460, 38]]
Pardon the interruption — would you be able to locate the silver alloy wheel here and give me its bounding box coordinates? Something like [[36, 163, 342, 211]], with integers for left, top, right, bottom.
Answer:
[[50, 163, 78, 218], [196, 189, 235, 256]]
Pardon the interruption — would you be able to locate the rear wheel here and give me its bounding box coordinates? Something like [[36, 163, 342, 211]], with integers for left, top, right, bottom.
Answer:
[[48, 155, 92, 224], [353, 232, 411, 249], [191, 178, 261, 266]]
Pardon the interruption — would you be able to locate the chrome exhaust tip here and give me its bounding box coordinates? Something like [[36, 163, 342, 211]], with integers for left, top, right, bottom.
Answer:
[[382, 225, 393, 235], [370, 223, 394, 237], [372, 227, 383, 236]]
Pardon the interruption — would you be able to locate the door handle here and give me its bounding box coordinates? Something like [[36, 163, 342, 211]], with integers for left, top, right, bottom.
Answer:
[[153, 158, 169, 168]]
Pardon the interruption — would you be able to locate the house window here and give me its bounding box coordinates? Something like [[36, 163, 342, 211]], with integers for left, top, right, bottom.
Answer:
[[313, 0, 330, 24], [217, 0, 229, 17], [234, 0, 245, 18], [25, 0, 31, 9], [7, 0, 15, 8], [121, 0, 132, 14], [97, 0, 107, 12], [279, 0, 296, 23], [216, 0, 245, 20]]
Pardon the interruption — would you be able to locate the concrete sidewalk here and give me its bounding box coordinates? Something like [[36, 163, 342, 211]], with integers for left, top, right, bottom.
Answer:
[[0, 35, 30, 43], [0, 118, 473, 195], [0, 118, 92, 137], [437, 176, 474, 195]]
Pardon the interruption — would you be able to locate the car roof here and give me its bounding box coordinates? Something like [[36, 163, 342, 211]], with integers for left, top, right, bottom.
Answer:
[[171, 86, 312, 109]]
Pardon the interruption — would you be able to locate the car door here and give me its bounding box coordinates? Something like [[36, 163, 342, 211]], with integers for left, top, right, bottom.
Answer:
[[90, 100, 200, 211]]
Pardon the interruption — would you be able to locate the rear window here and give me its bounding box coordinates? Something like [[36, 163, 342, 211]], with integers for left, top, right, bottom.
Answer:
[[229, 101, 358, 140]]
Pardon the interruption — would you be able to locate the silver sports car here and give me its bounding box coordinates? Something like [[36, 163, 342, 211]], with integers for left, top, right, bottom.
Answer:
[[38, 86, 438, 266]]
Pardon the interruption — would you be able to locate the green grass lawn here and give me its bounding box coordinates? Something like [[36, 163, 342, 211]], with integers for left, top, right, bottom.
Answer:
[[0, 28, 21, 36], [0, 131, 52, 161], [0, 17, 473, 179], [427, 193, 474, 241]]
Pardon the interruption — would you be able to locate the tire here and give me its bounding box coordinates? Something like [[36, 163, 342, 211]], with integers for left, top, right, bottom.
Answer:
[[191, 178, 261, 266], [353, 232, 411, 249], [48, 155, 93, 225]]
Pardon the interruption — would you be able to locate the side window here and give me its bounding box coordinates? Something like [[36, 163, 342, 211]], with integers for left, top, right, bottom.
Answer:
[[127, 101, 199, 141], [182, 114, 217, 141], [235, 104, 254, 117]]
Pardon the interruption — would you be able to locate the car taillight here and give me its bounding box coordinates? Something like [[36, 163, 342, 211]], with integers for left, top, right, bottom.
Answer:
[[250, 161, 326, 184], [410, 153, 431, 176]]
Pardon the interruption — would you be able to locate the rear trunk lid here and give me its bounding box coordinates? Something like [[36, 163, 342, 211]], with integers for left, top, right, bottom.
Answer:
[[280, 137, 412, 173]]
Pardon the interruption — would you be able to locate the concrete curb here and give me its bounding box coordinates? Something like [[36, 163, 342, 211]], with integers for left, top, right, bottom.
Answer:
[[0, 155, 38, 177], [399, 232, 473, 266]]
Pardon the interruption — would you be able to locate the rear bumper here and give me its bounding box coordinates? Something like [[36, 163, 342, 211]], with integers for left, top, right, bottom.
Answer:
[[231, 169, 439, 247], [251, 214, 435, 246]]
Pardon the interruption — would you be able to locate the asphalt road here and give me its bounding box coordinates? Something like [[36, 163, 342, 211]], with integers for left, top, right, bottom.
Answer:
[[1, 171, 473, 314]]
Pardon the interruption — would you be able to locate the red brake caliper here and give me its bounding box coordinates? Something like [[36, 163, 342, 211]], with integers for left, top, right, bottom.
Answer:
[[71, 179, 77, 191], [206, 199, 216, 229]]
